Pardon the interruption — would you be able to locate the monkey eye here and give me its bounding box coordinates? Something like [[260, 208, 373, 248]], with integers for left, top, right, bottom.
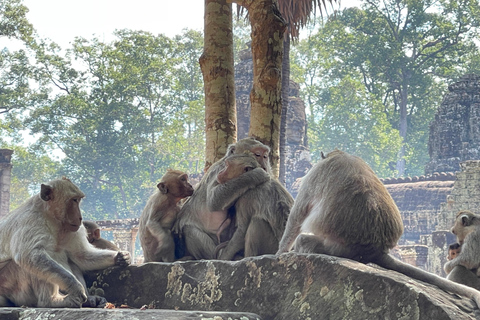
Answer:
[[244, 167, 254, 172], [230, 147, 235, 154], [72, 198, 79, 203]]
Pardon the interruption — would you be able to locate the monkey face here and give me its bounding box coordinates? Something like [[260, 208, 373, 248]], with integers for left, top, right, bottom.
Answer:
[[451, 211, 477, 245]]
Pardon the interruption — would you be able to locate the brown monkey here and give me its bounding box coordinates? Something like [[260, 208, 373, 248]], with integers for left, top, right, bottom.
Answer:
[[213, 153, 293, 260], [0, 177, 130, 308], [444, 211, 480, 290], [175, 137, 271, 260], [139, 170, 194, 262], [447, 242, 461, 261], [83, 220, 120, 251], [276, 150, 480, 308]]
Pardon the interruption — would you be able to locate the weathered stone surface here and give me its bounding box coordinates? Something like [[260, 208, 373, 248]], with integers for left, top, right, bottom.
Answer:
[[0, 307, 261, 319], [86, 254, 480, 320]]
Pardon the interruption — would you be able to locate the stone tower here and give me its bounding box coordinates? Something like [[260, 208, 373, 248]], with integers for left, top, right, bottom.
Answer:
[[0, 149, 13, 218], [426, 74, 480, 174], [235, 47, 312, 192]]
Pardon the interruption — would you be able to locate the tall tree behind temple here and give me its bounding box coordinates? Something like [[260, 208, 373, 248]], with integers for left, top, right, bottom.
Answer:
[[233, 0, 287, 177], [200, 0, 236, 171]]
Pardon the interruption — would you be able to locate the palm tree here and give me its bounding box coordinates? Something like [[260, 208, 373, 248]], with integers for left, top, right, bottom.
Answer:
[[277, 0, 338, 184]]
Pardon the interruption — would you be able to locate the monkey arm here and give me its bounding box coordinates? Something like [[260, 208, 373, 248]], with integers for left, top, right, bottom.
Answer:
[[207, 168, 270, 211], [66, 232, 118, 271]]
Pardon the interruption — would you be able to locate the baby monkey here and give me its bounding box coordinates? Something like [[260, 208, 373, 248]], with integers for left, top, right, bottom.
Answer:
[[139, 169, 194, 262], [83, 221, 119, 251], [447, 242, 461, 261]]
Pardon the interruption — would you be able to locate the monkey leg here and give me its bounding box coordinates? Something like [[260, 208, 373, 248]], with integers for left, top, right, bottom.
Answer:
[[183, 225, 218, 260], [294, 234, 327, 254], [244, 218, 278, 257], [153, 234, 175, 262], [446, 265, 480, 291]]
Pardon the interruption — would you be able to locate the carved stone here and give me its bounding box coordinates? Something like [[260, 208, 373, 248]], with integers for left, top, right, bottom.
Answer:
[[0, 149, 13, 219], [426, 74, 480, 174]]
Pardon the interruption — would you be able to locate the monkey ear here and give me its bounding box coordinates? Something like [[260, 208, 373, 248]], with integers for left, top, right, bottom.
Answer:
[[93, 229, 101, 240], [461, 214, 472, 226], [40, 184, 54, 201], [321, 151, 326, 159], [157, 182, 168, 194]]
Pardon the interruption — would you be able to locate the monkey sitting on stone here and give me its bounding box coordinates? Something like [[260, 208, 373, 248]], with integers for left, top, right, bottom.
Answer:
[[276, 150, 480, 308], [174, 137, 272, 260], [444, 210, 480, 290], [213, 153, 293, 260], [83, 220, 119, 251], [0, 177, 130, 308], [139, 169, 194, 262]]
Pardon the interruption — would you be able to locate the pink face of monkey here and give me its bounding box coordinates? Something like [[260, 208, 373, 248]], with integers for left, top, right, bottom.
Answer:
[[217, 155, 260, 184]]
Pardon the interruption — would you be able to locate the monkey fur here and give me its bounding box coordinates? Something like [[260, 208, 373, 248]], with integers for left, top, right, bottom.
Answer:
[[139, 169, 194, 262], [277, 150, 480, 308], [174, 138, 272, 260], [0, 177, 130, 308]]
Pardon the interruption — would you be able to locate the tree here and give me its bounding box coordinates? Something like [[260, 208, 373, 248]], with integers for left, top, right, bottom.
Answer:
[[233, 0, 287, 177], [294, 0, 480, 176], [26, 30, 205, 218], [200, 0, 237, 171]]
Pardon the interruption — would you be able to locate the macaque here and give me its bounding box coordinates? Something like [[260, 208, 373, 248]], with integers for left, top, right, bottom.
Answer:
[[444, 211, 480, 290], [447, 242, 461, 261], [212, 153, 292, 260], [174, 138, 271, 260], [277, 150, 480, 308], [0, 177, 130, 308], [83, 221, 119, 251], [139, 170, 194, 262]]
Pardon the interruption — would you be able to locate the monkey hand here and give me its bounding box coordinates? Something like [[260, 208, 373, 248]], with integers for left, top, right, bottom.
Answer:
[[83, 295, 108, 308], [114, 251, 131, 267], [64, 281, 88, 308], [250, 168, 271, 185]]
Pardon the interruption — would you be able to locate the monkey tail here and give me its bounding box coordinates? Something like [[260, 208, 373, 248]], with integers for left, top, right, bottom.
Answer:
[[375, 254, 480, 309]]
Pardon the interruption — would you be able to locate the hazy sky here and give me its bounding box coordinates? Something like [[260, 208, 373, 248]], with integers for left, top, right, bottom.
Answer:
[[20, 0, 360, 47]]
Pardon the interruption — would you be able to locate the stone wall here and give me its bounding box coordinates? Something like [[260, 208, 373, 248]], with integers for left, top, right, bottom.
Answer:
[[0, 149, 13, 219], [426, 74, 480, 174], [436, 160, 480, 231]]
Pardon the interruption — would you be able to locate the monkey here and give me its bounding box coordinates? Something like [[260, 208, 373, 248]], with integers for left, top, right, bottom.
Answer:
[[444, 211, 480, 290], [174, 137, 272, 260], [276, 150, 480, 308], [212, 153, 293, 260], [447, 242, 461, 261], [0, 177, 131, 308], [138, 170, 194, 262], [83, 220, 120, 251]]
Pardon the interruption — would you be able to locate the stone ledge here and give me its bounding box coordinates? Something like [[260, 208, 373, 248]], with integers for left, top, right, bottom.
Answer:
[[85, 253, 480, 320], [0, 307, 261, 319]]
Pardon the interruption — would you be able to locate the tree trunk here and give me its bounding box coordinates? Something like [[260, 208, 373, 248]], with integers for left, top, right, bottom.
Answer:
[[236, 0, 287, 178], [396, 79, 408, 176], [199, 0, 237, 172], [279, 35, 290, 185]]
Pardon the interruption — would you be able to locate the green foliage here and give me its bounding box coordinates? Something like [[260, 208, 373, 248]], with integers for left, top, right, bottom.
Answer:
[[13, 29, 206, 219], [307, 76, 402, 177], [292, 0, 480, 176]]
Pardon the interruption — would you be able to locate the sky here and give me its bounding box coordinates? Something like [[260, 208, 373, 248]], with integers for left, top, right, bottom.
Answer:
[[20, 0, 361, 48]]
